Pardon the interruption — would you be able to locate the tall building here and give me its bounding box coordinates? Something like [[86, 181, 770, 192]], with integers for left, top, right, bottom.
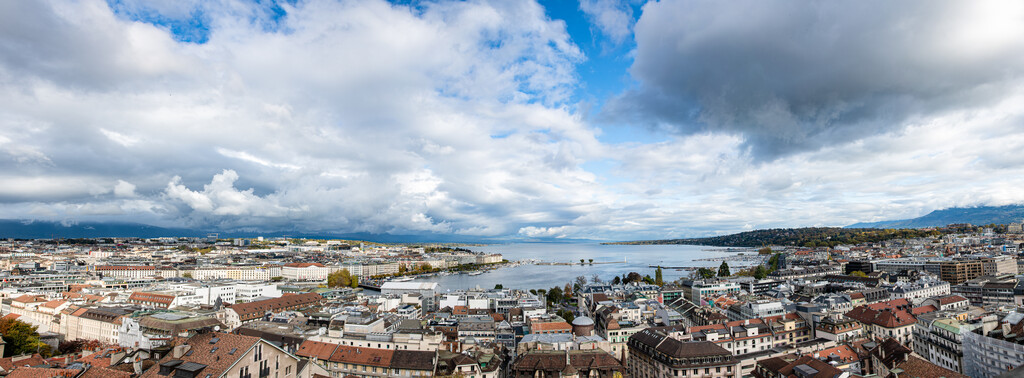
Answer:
[[940, 260, 985, 285], [913, 312, 974, 374]]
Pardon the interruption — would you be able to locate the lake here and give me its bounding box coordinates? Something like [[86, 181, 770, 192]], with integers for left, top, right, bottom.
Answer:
[[404, 243, 755, 292]]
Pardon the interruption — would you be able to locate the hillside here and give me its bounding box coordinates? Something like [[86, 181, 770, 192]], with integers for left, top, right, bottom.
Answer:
[[848, 205, 1024, 229], [605, 227, 944, 248]]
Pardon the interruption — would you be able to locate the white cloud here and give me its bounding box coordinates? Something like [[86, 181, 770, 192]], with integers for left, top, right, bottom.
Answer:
[[579, 0, 635, 43], [0, 0, 1023, 240], [113, 180, 137, 198]]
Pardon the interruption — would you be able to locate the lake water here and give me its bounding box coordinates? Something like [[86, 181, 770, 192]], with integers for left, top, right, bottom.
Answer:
[[405, 243, 754, 292]]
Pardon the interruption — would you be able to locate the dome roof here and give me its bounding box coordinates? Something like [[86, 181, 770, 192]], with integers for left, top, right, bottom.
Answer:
[[572, 316, 594, 326]]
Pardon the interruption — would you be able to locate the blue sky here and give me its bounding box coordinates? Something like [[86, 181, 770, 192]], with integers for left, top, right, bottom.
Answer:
[[2, 0, 1024, 240]]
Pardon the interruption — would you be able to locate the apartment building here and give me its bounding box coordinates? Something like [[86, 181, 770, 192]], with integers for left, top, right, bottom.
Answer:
[[628, 329, 739, 378], [95, 265, 158, 279], [914, 312, 973, 374], [679, 280, 741, 305], [140, 332, 300, 378], [844, 299, 919, 350], [940, 260, 985, 285], [296, 340, 435, 377]]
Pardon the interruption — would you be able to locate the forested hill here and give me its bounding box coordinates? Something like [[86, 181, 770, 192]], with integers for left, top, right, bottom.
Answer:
[[604, 227, 947, 248], [847, 205, 1024, 229]]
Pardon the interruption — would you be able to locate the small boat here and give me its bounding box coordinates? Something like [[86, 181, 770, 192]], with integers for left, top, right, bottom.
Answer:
[[392, 277, 414, 282], [467, 271, 484, 276]]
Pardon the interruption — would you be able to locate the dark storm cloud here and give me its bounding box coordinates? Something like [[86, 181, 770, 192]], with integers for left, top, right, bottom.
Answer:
[[606, 0, 1024, 158]]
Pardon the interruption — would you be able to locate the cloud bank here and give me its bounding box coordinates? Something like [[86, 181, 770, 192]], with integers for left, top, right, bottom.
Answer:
[[1, 0, 1024, 240]]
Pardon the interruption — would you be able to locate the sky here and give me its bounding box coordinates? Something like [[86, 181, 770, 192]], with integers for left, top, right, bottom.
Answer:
[[2, 0, 1024, 241]]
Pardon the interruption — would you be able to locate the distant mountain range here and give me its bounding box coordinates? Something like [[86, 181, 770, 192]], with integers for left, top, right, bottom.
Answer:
[[847, 205, 1024, 229], [0, 219, 594, 244]]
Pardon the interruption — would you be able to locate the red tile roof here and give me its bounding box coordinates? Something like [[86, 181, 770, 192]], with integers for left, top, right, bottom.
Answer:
[[228, 293, 323, 321], [846, 299, 917, 328], [12, 295, 44, 303], [283, 263, 324, 268], [809, 345, 859, 364], [892, 354, 967, 378], [937, 295, 968, 305], [531, 322, 572, 332], [139, 332, 261, 378], [96, 266, 155, 271], [4, 367, 77, 378], [327, 345, 393, 367], [0, 354, 48, 372], [911, 305, 937, 315], [128, 292, 176, 306], [296, 341, 338, 360]]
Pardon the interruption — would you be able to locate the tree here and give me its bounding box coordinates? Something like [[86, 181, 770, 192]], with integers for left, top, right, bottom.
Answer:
[[182, 272, 193, 279], [851, 271, 868, 278], [575, 275, 588, 288], [588, 259, 594, 264], [758, 246, 773, 255], [718, 261, 730, 277], [580, 259, 585, 265], [611, 276, 621, 285], [591, 274, 601, 284], [624, 272, 642, 284], [557, 309, 575, 324], [768, 253, 783, 271], [270, 276, 283, 282], [642, 275, 655, 284], [546, 286, 564, 305], [696, 268, 716, 279], [494, 284, 504, 290], [327, 269, 355, 288], [0, 318, 49, 357], [563, 283, 573, 299], [399, 264, 408, 275], [753, 265, 768, 280], [655, 267, 664, 286]]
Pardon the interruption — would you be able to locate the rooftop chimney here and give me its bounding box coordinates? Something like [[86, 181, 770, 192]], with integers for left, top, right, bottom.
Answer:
[[173, 345, 191, 359]]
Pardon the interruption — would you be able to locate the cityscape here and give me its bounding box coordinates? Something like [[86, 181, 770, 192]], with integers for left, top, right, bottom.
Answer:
[[3, 1, 1024, 378]]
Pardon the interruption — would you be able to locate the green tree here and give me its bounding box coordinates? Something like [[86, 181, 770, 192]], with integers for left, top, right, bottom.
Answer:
[[758, 246, 773, 255], [611, 276, 621, 285], [753, 265, 767, 280], [850, 271, 868, 278], [655, 267, 664, 286], [624, 272, 642, 283], [718, 261, 730, 277], [696, 268, 716, 279], [494, 284, 503, 290], [182, 272, 193, 279], [398, 264, 408, 275], [546, 286, 564, 305], [557, 309, 575, 324], [580, 259, 585, 265], [270, 276, 283, 282], [588, 259, 594, 264], [327, 269, 355, 288], [767, 253, 782, 272], [0, 318, 49, 357]]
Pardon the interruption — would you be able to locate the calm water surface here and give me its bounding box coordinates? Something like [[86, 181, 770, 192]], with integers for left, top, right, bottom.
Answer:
[[406, 243, 753, 292]]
